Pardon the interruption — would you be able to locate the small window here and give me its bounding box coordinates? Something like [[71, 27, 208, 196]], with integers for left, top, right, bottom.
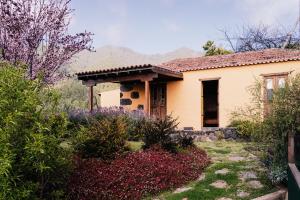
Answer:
[[266, 79, 273, 101], [278, 77, 286, 88], [263, 73, 288, 114]]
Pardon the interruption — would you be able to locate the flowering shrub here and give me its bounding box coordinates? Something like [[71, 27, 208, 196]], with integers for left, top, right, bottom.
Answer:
[[68, 107, 145, 125], [68, 147, 210, 200]]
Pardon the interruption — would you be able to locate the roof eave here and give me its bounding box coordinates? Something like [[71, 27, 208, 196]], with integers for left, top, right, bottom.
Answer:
[[77, 65, 183, 83]]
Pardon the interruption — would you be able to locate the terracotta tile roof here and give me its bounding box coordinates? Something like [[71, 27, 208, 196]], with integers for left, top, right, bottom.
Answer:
[[159, 49, 300, 72], [76, 64, 183, 76], [76, 64, 153, 76], [77, 49, 300, 77]]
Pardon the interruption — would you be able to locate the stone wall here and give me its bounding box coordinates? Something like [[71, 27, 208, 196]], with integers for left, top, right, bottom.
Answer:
[[120, 83, 145, 111], [173, 127, 238, 142]]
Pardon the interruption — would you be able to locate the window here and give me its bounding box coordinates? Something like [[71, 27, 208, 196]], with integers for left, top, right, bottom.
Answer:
[[264, 74, 287, 102], [278, 77, 286, 88], [263, 73, 288, 114], [266, 78, 273, 102]]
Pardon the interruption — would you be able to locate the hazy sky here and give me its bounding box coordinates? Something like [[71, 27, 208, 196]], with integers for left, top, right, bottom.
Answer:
[[70, 0, 299, 54]]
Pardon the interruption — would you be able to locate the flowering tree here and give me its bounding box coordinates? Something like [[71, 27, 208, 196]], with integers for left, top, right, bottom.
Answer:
[[0, 0, 93, 82]]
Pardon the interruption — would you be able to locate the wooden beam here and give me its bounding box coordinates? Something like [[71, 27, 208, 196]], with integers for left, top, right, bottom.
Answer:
[[82, 73, 158, 85], [260, 71, 291, 77], [198, 77, 221, 81], [89, 85, 94, 112], [152, 67, 183, 79], [83, 80, 97, 87], [145, 80, 150, 115]]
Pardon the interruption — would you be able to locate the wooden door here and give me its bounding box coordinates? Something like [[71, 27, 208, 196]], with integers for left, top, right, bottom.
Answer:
[[150, 83, 167, 119]]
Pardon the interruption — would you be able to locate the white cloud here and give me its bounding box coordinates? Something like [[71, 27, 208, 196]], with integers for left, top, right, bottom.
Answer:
[[162, 19, 181, 32], [234, 0, 298, 25]]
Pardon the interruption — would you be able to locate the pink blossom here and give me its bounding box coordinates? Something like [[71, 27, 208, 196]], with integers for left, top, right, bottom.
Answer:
[[0, 0, 93, 83]]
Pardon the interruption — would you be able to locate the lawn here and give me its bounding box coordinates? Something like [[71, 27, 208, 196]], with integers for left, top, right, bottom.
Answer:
[[153, 141, 277, 200], [127, 141, 144, 151]]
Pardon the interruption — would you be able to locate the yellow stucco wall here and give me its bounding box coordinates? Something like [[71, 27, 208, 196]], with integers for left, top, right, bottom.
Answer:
[[167, 61, 300, 129], [100, 89, 120, 107]]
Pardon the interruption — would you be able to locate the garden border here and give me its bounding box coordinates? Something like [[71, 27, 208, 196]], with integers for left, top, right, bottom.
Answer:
[[173, 127, 239, 142], [252, 189, 287, 200]]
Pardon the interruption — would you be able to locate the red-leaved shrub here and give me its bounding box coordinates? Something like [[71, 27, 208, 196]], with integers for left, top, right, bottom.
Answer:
[[68, 146, 210, 200]]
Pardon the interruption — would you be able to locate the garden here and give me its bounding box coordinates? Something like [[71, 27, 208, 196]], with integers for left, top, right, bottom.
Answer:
[[1, 62, 299, 199], [67, 110, 210, 199], [0, 0, 299, 199], [0, 63, 211, 200]]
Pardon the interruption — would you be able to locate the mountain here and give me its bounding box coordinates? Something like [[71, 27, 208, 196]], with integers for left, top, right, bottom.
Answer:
[[68, 45, 202, 73]]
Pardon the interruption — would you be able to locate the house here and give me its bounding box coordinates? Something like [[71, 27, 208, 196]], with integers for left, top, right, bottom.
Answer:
[[77, 48, 300, 130]]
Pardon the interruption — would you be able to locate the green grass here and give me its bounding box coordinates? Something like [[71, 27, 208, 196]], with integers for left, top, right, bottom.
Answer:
[[210, 148, 231, 155], [127, 141, 143, 152], [154, 141, 276, 200]]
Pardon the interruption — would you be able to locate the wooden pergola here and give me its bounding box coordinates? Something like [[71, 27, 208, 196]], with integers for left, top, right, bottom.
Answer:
[[76, 64, 183, 114]]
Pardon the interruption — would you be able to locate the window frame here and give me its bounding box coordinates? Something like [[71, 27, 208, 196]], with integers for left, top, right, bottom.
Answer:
[[262, 72, 289, 115]]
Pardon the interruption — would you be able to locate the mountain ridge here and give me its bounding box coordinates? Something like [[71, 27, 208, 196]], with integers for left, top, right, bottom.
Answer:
[[68, 45, 202, 73]]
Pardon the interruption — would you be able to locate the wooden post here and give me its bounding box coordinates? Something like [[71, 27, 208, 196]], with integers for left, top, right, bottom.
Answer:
[[145, 80, 150, 115], [89, 85, 94, 112], [289, 133, 295, 163]]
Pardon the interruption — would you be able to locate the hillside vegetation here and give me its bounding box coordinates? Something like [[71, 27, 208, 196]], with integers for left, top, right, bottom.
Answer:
[[67, 45, 202, 74]]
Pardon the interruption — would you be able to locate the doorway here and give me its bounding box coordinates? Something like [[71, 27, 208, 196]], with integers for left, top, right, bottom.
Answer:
[[202, 80, 219, 127], [150, 83, 167, 119]]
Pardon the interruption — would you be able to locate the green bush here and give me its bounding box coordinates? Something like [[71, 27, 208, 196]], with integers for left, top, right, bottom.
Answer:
[[0, 63, 72, 199], [126, 117, 149, 141], [262, 75, 300, 184], [57, 79, 88, 112], [178, 135, 194, 148], [230, 74, 300, 184], [229, 119, 262, 140], [214, 130, 225, 140], [74, 116, 128, 159], [142, 115, 181, 153], [56, 79, 119, 112], [68, 108, 148, 141]]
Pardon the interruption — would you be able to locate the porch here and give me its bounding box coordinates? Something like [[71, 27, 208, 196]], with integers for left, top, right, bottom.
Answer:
[[76, 64, 183, 116]]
